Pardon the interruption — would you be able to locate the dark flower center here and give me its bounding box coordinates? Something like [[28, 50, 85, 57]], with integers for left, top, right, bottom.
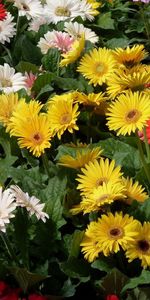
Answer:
[[138, 240, 150, 252], [109, 227, 122, 238]]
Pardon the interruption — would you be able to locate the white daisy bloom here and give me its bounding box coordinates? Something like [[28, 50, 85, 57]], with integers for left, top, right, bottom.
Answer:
[[0, 64, 27, 94], [28, 16, 49, 32], [64, 21, 99, 44], [10, 185, 49, 223], [14, 0, 44, 20], [0, 187, 16, 233], [0, 12, 16, 45], [38, 31, 56, 54], [44, 0, 84, 24], [79, 0, 95, 21]]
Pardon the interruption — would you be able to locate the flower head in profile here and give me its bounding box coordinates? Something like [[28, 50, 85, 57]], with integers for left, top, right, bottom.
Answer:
[[25, 72, 37, 90], [122, 177, 148, 204], [0, 187, 16, 232], [81, 212, 139, 259], [76, 92, 107, 107], [79, 0, 101, 21], [138, 120, 150, 144], [112, 45, 148, 68], [0, 4, 7, 21], [64, 21, 99, 44], [77, 158, 123, 196], [125, 222, 150, 269], [0, 93, 21, 131], [0, 12, 16, 44], [59, 146, 102, 169], [106, 91, 150, 136], [47, 97, 80, 139], [60, 34, 85, 67], [28, 16, 48, 32], [10, 185, 49, 222], [77, 48, 116, 86], [0, 64, 26, 94], [14, 0, 44, 20]]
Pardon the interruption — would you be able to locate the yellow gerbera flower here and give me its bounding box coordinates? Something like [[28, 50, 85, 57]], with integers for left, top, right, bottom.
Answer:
[[47, 91, 81, 109], [86, 0, 101, 16], [77, 47, 116, 86], [112, 45, 148, 68], [107, 69, 150, 99], [76, 92, 107, 106], [81, 212, 139, 259], [10, 113, 52, 157], [71, 181, 126, 214], [47, 98, 80, 139], [58, 146, 102, 169], [122, 177, 148, 204], [76, 158, 123, 196], [0, 93, 20, 131], [106, 91, 150, 136], [10, 99, 43, 123], [125, 222, 150, 269], [59, 35, 85, 67]]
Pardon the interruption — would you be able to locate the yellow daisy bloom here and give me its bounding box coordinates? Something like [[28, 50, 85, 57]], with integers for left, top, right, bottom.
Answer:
[[106, 91, 150, 136], [81, 212, 139, 259], [71, 181, 126, 214], [86, 0, 101, 16], [76, 92, 107, 106], [47, 91, 81, 109], [77, 47, 116, 86], [10, 99, 43, 123], [76, 158, 123, 196], [59, 35, 85, 67], [107, 69, 150, 99], [122, 177, 148, 204], [58, 146, 102, 169], [126, 222, 150, 269], [112, 45, 148, 68], [0, 93, 20, 131], [10, 113, 52, 157], [47, 98, 80, 139]]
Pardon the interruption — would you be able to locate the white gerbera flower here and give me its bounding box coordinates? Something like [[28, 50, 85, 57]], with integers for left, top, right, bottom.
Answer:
[[28, 16, 49, 32], [44, 0, 83, 24], [64, 21, 99, 44], [14, 0, 44, 20], [0, 187, 16, 232], [0, 12, 16, 44], [10, 185, 49, 223], [79, 0, 95, 21], [0, 64, 26, 94]]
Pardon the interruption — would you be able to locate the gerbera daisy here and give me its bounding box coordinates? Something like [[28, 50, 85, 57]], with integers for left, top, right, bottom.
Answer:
[[47, 97, 80, 139], [76, 92, 107, 106], [107, 69, 150, 99], [77, 48, 116, 86], [0, 187, 16, 232], [14, 0, 43, 20], [58, 146, 102, 169], [71, 181, 126, 214], [81, 212, 139, 258], [125, 222, 150, 269], [10, 113, 52, 157], [10, 185, 49, 222], [59, 34, 85, 67], [112, 45, 148, 68], [38, 30, 74, 54], [44, 0, 82, 24], [0, 64, 26, 94], [0, 12, 16, 44], [0, 3, 7, 21], [122, 177, 148, 204], [77, 158, 123, 196], [64, 21, 99, 44], [106, 91, 150, 136], [79, 0, 101, 21], [0, 93, 21, 131]]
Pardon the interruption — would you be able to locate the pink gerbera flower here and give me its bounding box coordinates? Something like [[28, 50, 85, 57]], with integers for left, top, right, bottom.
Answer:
[[0, 4, 7, 21]]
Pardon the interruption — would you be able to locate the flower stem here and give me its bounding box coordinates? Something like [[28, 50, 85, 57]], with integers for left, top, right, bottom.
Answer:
[[0, 233, 19, 265], [143, 127, 150, 162], [136, 133, 150, 184], [42, 152, 51, 177]]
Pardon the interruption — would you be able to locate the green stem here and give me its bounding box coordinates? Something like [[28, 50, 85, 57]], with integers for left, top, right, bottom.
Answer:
[[1, 233, 19, 265], [143, 127, 150, 162], [42, 152, 51, 177], [136, 133, 150, 184]]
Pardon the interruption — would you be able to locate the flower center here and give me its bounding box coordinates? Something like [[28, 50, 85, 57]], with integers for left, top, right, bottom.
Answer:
[[125, 109, 141, 123], [124, 60, 136, 68], [1, 79, 12, 88], [32, 133, 43, 144], [138, 240, 150, 253], [131, 85, 145, 92], [22, 4, 30, 11], [96, 178, 108, 187], [109, 227, 123, 239], [55, 6, 71, 17], [60, 113, 71, 125], [96, 63, 105, 74], [96, 194, 109, 205]]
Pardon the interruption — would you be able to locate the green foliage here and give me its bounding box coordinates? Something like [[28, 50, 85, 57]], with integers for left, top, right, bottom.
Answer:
[[122, 270, 150, 294]]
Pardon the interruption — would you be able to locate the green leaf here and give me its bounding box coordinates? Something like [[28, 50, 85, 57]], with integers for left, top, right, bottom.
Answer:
[[35, 84, 54, 99], [16, 61, 39, 74], [127, 287, 150, 300], [61, 278, 76, 298], [32, 72, 55, 94], [97, 12, 115, 29], [0, 137, 17, 184], [60, 257, 90, 281], [53, 77, 85, 91], [106, 37, 129, 48], [42, 48, 61, 72], [122, 270, 150, 294], [101, 268, 128, 296], [69, 230, 84, 258], [91, 256, 115, 273]]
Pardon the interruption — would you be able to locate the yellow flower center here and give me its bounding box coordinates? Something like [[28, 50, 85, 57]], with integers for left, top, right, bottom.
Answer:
[[60, 113, 71, 125], [32, 132, 43, 144], [96, 63, 105, 74], [138, 240, 150, 253], [125, 109, 141, 123], [96, 177, 108, 187], [109, 227, 123, 239], [1, 79, 12, 87], [55, 6, 71, 17]]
